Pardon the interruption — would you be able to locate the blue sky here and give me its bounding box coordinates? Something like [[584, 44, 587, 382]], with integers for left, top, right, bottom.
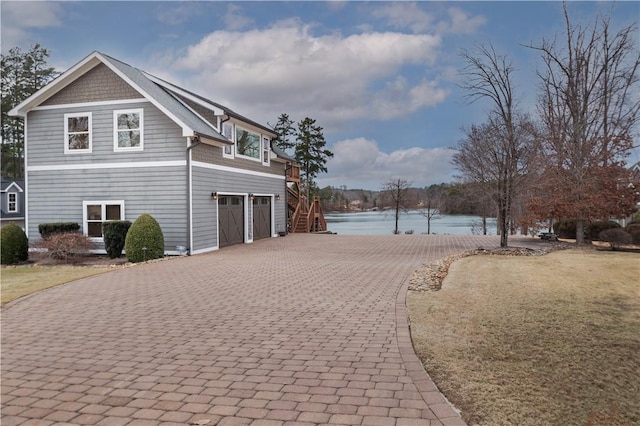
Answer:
[[2, 1, 639, 190]]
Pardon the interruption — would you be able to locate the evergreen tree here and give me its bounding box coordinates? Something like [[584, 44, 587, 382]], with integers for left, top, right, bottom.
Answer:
[[295, 117, 333, 203], [1, 44, 58, 178], [271, 113, 295, 153]]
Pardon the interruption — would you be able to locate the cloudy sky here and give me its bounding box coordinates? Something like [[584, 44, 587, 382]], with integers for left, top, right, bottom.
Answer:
[[2, 1, 638, 190]]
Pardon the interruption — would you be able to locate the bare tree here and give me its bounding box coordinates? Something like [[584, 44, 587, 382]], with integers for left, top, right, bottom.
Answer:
[[419, 185, 442, 234], [527, 4, 640, 244], [458, 44, 539, 247], [382, 178, 411, 234]]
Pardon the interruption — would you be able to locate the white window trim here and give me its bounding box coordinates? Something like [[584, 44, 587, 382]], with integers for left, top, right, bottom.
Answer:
[[114, 108, 144, 152], [262, 137, 271, 166], [235, 125, 262, 163], [221, 122, 235, 159], [82, 200, 125, 240], [7, 192, 18, 213], [64, 112, 92, 154]]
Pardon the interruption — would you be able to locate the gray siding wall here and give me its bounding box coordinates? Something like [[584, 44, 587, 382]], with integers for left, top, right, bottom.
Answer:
[[193, 143, 285, 177], [28, 167, 187, 251], [42, 63, 141, 105], [27, 102, 185, 167], [192, 166, 286, 252]]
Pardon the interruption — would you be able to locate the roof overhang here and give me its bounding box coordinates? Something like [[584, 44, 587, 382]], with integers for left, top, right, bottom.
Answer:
[[8, 52, 103, 117], [195, 132, 233, 148], [1, 182, 24, 193]]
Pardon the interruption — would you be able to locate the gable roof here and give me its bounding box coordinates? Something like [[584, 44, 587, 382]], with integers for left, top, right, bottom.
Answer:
[[1, 178, 24, 193], [8, 51, 279, 148]]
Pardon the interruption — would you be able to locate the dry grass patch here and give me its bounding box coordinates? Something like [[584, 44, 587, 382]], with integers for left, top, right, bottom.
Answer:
[[1, 265, 116, 305], [408, 249, 640, 426]]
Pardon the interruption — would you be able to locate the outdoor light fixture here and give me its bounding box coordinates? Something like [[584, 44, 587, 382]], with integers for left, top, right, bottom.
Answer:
[[211, 192, 217, 200], [249, 193, 255, 200], [276, 194, 281, 201]]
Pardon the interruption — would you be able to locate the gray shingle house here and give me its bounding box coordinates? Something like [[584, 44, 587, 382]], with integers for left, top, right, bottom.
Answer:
[[1, 178, 25, 230], [9, 51, 293, 254]]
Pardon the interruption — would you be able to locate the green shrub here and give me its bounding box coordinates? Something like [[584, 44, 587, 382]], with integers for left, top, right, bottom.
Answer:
[[36, 232, 97, 261], [633, 212, 640, 222], [553, 219, 578, 239], [103, 221, 132, 258], [599, 229, 632, 250], [587, 221, 621, 241], [631, 231, 640, 246], [38, 222, 80, 239], [1, 223, 28, 265], [125, 214, 164, 263]]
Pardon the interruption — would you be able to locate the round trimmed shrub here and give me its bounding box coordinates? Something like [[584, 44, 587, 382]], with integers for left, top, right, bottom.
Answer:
[[124, 214, 164, 263], [1, 223, 28, 265], [553, 219, 577, 239], [631, 230, 640, 246], [599, 228, 631, 250], [103, 220, 132, 259], [587, 221, 621, 241]]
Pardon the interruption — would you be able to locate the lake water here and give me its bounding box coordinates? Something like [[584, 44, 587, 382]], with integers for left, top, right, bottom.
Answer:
[[324, 210, 498, 235]]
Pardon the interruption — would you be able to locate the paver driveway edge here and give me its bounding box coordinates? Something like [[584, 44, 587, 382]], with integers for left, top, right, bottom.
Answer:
[[395, 279, 468, 426]]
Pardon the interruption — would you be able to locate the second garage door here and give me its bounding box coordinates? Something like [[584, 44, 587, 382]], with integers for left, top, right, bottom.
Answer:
[[253, 197, 271, 240], [218, 196, 244, 248]]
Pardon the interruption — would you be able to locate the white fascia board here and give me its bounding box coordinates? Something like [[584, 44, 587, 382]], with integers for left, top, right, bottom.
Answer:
[[143, 72, 224, 116], [95, 53, 198, 138], [8, 52, 103, 117], [1, 182, 24, 193]]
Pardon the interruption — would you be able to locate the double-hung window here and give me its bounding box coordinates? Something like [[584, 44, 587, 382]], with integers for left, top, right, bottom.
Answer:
[[114, 109, 143, 151], [8, 193, 18, 213], [64, 112, 92, 154], [235, 126, 261, 161], [262, 137, 270, 166], [222, 122, 234, 158], [83, 201, 125, 238]]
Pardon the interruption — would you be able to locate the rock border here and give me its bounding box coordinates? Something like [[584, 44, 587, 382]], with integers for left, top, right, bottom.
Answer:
[[408, 244, 570, 292]]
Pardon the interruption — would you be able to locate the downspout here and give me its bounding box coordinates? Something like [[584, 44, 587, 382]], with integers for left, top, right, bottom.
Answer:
[[186, 135, 201, 255]]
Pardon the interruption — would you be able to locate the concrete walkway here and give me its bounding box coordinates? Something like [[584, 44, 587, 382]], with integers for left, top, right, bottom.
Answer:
[[2, 234, 538, 425]]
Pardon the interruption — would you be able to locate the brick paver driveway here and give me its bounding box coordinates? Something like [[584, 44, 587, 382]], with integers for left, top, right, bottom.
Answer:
[[2, 234, 531, 425]]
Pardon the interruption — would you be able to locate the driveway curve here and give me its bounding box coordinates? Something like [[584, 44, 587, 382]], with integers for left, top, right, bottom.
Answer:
[[2, 234, 516, 426]]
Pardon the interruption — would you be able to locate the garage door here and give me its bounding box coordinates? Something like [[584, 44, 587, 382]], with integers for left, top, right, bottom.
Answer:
[[218, 196, 244, 248], [253, 197, 271, 240]]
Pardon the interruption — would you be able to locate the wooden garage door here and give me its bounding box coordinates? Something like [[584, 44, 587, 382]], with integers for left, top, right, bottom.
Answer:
[[218, 196, 244, 248], [253, 197, 271, 240]]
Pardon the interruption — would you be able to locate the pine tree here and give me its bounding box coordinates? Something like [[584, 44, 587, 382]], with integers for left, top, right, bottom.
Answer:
[[271, 113, 295, 153], [1, 44, 59, 178], [295, 117, 333, 203]]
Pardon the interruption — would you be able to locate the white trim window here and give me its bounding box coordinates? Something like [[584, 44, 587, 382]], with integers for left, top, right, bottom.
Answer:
[[83, 200, 125, 238], [222, 122, 234, 158], [262, 137, 270, 166], [64, 112, 92, 154], [235, 125, 261, 161], [8, 192, 18, 213], [114, 109, 143, 151]]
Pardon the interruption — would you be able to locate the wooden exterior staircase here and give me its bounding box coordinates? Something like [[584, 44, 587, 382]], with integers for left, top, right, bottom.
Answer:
[[286, 164, 327, 233]]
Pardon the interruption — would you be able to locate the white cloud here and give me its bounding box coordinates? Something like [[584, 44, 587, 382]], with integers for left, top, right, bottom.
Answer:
[[441, 7, 487, 34], [371, 2, 485, 35], [155, 4, 201, 26], [317, 138, 457, 190], [223, 4, 254, 31], [371, 2, 435, 33], [1, 1, 62, 51], [166, 20, 444, 128]]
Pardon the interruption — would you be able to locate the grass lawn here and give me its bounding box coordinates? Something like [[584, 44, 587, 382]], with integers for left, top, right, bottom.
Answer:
[[1, 265, 116, 305], [408, 249, 640, 426]]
